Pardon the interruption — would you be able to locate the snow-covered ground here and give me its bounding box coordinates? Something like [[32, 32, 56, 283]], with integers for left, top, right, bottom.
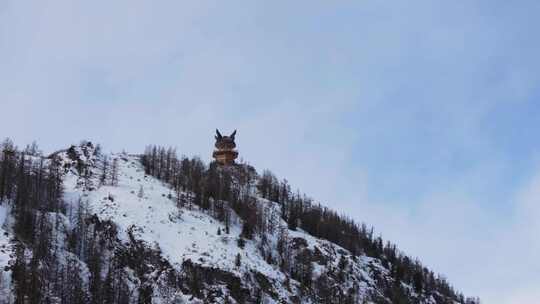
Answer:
[[0, 144, 448, 303], [55, 148, 391, 302], [66, 155, 287, 282]]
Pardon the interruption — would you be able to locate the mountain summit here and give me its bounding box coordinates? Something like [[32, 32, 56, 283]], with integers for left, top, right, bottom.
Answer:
[[0, 140, 478, 304]]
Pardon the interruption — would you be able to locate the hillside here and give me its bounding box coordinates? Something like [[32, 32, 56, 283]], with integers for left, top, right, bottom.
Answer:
[[0, 140, 478, 304]]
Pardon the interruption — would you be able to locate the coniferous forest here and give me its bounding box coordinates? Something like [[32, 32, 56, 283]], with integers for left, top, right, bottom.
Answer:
[[140, 145, 479, 304], [0, 139, 480, 304]]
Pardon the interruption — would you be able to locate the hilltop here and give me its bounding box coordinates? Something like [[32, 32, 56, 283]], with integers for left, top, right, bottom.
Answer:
[[0, 140, 478, 304]]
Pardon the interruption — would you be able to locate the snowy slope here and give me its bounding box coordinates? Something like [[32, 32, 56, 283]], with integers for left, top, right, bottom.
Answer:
[[59, 144, 448, 303], [67, 154, 287, 282], [55, 148, 291, 302], [56, 147, 384, 303], [0, 143, 460, 303]]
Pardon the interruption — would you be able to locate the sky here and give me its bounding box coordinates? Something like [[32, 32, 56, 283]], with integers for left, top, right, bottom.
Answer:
[[1, 1, 540, 302]]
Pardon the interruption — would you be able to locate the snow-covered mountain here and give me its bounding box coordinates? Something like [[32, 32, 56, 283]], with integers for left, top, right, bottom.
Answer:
[[0, 142, 476, 304]]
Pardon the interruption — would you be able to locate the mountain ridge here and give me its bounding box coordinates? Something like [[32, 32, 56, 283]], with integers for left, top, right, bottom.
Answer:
[[0, 140, 479, 304]]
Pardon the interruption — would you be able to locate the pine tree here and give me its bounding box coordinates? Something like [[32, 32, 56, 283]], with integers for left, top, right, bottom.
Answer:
[[111, 158, 119, 186], [70, 260, 88, 303], [235, 253, 241, 268], [0, 138, 16, 201], [12, 244, 27, 304], [100, 155, 109, 186], [88, 242, 103, 304]]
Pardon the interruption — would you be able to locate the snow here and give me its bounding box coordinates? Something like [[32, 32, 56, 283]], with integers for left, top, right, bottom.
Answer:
[[62, 154, 289, 292], [53, 147, 393, 302], [39, 144, 445, 303]]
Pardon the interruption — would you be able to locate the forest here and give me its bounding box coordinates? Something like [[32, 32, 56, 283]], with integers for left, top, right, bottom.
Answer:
[[0, 139, 480, 304], [140, 145, 479, 304]]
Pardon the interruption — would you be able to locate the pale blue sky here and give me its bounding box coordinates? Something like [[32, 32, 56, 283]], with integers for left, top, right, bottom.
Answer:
[[1, 1, 539, 302]]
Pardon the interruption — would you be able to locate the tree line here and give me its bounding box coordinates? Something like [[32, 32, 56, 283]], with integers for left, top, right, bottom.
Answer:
[[0, 139, 479, 303], [141, 145, 479, 304], [0, 140, 170, 304]]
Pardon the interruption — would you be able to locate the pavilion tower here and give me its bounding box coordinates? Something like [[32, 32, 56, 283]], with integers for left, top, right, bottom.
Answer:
[[212, 129, 239, 165]]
